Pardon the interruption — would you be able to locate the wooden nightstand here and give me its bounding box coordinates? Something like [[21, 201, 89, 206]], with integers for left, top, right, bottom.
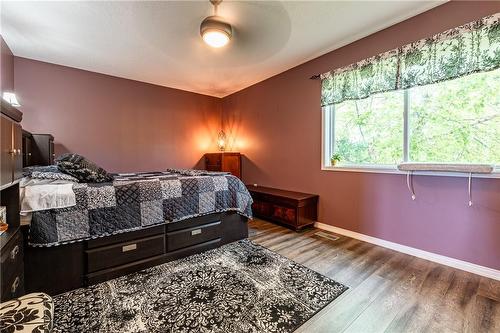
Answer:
[[1, 227, 24, 301], [205, 152, 242, 178]]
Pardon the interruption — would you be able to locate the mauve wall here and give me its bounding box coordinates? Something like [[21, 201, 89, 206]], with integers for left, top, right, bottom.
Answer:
[[222, 1, 500, 270], [14, 57, 221, 172], [1, 36, 14, 92]]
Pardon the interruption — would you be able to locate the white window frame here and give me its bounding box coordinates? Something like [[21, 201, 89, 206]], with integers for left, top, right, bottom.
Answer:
[[321, 91, 500, 178]]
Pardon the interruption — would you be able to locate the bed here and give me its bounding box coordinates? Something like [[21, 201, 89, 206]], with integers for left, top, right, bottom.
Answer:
[[21, 168, 252, 295]]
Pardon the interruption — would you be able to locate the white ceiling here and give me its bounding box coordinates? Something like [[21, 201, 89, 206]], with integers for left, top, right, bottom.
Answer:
[[1, 1, 444, 97]]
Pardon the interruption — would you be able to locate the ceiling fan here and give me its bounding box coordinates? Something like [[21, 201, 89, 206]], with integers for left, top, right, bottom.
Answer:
[[200, 0, 232, 48]]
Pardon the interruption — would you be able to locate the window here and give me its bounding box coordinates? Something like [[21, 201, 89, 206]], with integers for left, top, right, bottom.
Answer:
[[323, 68, 500, 168]]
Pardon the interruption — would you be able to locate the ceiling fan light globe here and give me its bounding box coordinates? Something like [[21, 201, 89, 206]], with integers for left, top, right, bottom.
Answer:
[[200, 16, 232, 48], [202, 30, 230, 48]]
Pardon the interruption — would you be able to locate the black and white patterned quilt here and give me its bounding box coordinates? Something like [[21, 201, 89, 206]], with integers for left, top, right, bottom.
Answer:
[[29, 171, 253, 247]]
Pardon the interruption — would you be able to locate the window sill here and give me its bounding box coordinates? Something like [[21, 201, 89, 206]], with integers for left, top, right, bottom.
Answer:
[[321, 165, 500, 179]]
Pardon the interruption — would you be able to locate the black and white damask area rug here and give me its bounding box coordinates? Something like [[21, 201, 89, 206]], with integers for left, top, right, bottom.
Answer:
[[53, 239, 348, 333]]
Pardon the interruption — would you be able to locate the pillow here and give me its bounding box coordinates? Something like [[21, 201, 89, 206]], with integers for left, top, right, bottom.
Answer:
[[31, 170, 79, 182], [23, 165, 78, 182], [55, 153, 113, 183], [23, 165, 59, 176]]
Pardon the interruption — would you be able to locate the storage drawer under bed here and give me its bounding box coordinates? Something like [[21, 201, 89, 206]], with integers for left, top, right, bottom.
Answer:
[[166, 220, 222, 251], [86, 234, 165, 273]]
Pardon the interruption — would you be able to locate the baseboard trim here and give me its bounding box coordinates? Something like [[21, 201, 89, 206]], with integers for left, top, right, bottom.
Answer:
[[314, 222, 500, 281]]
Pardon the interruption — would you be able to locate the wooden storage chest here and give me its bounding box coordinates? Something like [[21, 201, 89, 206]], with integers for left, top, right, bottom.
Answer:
[[246, 185, 318, 231]]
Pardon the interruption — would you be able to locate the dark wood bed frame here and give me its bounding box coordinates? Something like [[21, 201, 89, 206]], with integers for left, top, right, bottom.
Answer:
[[24, 212, 248, 296]]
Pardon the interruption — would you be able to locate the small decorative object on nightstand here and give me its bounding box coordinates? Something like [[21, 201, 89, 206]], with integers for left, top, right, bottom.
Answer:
[[205, 152, 242, 178]]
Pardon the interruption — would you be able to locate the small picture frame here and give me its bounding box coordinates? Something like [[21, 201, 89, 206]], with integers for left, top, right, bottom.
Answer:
[[0, 206, 7, 233], [0, 206, 6, 224]]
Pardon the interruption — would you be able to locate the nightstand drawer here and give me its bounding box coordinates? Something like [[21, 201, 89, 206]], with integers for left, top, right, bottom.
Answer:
[[166, 221, 222, 251], [1, 231, 23, 287], [1, 229, 24, 301], [1, 231, 23, 267], [1, 272, 24, 301]]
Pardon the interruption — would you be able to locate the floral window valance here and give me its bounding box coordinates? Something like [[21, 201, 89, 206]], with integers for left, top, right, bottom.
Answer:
[[320, 13, 500, 107]]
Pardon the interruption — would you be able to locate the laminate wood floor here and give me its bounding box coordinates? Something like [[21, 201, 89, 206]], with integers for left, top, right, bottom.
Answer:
[[248, 218, 500, 333]]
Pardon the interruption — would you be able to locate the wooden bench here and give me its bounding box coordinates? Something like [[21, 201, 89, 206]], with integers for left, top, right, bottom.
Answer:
[[246, 185, 318, 231]]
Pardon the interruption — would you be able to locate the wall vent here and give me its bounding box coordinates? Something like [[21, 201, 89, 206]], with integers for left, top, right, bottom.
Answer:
[[315, 231, 340, 241]]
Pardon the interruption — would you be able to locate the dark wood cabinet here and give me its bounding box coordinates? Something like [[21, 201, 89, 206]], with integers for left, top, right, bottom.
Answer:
[[22, 130, 33, 167], [1, 227, 25, 301], [0, 115, 13, 186], [32, 134, 55, 166], [1, 110, 23, 186], [12, 123, 22, 180], [205, 152, 241, 178], [21, 132, 55, 167], [246, 185, 318, 231], [0, 103, 25, 301]]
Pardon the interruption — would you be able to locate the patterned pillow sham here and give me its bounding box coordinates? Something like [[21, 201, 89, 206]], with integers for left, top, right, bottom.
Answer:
[[23, 165, 59, 175], [55, 153, 113, 183], [31, 170, 79, 182], [23, 165, 78, 182]]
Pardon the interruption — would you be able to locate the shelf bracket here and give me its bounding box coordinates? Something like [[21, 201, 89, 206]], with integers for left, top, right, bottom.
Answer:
[[467, 172, 473, 207], [406, 171, 416, 200]]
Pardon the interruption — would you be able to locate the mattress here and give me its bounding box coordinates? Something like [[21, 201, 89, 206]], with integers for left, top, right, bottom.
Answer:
[[28, 171, 253, 247]]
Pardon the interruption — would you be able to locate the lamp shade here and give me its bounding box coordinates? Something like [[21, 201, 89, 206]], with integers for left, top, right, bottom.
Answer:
[[2, 92, 20, 107], [217, 129, 227, 151]]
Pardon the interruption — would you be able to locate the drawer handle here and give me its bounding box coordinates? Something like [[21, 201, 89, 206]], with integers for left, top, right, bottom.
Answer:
[[191, 229, 202, 236], [122, 244, 137, 252], [11, 276, 20, 293], [10, 245, 19, 260]]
